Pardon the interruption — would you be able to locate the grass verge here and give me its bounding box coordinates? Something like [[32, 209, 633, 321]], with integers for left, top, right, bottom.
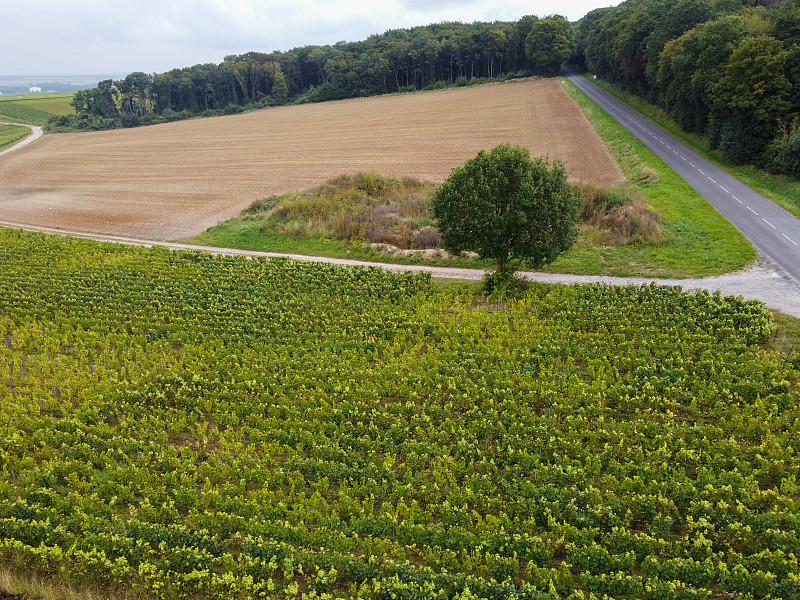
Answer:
[[0, 124, 30, 151], [192, 219, 491, 269], [553, 77, 755, 277], [0, 92, 74, 127], [585, 77, 800, 219], [189, 79, 756, 278]]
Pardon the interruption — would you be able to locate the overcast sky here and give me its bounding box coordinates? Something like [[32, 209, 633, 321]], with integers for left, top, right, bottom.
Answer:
[[1, 0, 619, 76]]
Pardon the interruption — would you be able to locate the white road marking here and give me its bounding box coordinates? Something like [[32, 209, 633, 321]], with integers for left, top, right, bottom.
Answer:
[[762, 219, 776, 229], [783, 233, 798, 246], [747, 207, 758, 216], [733, 196, 742, 203], [708, 177, 716, 183], [698, 170, 705, 175], [681, 156, 687, 161], [689, 162, 696, 168], [719, 186, 729, 193]]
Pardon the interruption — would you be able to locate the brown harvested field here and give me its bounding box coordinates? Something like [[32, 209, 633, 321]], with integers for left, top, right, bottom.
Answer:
[[0, 79, 624, 240]]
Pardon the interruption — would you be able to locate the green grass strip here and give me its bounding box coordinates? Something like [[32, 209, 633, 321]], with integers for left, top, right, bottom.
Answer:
[[555, 77, 755, 277], [0, 124, 31, 151], [586, 77, 800, 219]]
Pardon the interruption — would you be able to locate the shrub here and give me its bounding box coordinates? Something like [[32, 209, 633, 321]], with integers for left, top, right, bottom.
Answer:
[[574, 183, 631, 222], [766, 122, 800, 178], [574, 184, 668, 247]]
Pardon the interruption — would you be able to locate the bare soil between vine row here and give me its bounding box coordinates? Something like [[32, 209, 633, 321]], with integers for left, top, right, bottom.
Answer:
[[0, 79, 624, 241]]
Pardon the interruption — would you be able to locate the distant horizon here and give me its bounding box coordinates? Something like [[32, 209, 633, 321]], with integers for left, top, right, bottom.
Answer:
[[0, 74, 127, 95], [0, 73, 128, 79], [1, 1, 618, 76]]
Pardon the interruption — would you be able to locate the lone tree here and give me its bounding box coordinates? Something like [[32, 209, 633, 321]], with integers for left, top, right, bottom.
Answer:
[[432, 144, 580, 280]]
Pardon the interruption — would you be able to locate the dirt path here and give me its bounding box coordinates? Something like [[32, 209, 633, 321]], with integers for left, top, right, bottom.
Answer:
[[0, 122, 44, 157], [0, 80, 623, 240], [3, 220, 799, 318]]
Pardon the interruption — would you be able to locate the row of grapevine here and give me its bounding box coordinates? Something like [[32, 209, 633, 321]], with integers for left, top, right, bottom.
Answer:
[[0, 227, 798, 599]]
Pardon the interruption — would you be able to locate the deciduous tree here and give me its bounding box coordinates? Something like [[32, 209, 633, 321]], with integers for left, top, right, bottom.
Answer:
[[709, 35, 791, 163], [525, 17, 573, 76], [432, 144, 580, 279]]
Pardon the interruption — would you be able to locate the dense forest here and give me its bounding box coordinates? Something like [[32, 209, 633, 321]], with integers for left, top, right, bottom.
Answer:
[[60, 16, 572, 129], [60, 1, 800, 177], [576, 0, 800, 176]]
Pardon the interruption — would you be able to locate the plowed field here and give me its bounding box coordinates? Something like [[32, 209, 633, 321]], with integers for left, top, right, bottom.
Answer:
[[0, 79, 624, 240]]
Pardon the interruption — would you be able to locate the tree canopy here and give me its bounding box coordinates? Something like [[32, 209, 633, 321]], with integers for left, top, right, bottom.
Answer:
[[432, 144, 580, 277], [578, 0, 800, 173], [525, 18, 573, 76], [63, 16, 570, 131]]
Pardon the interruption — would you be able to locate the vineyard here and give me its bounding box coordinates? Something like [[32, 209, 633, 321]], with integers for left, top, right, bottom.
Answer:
[[0, 93, 75, 127], [0, 125, 30, 152], [0, 227, 798, 599]]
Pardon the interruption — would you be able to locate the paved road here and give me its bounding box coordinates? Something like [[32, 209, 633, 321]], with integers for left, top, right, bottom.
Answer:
[[2, 106, 800, 316], [563, 67, 800, 286], [0, 121, 44, 156]]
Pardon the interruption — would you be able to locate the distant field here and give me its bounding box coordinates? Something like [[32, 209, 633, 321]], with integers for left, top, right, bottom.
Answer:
[[0, 92, 74, 126], [0, 79, 624, 240], [0, 124, 30, 151]]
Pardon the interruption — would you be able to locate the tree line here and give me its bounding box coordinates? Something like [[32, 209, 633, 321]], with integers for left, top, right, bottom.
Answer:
[[576, 0, 800, 176], [60, 16, 572, 130]]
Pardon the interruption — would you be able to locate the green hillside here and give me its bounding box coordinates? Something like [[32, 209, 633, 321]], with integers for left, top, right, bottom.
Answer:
[[0, 92, 75, 126], [1, 227, 798, 599], [0, 124, 30, 151]]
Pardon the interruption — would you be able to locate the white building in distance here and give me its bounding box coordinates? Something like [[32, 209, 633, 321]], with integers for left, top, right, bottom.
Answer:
[[29, 87, 42, 93]]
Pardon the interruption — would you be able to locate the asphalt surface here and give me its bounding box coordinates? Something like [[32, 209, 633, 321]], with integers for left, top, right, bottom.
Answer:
[[2, 98, 799, 317], [563, 67, 800, 286]]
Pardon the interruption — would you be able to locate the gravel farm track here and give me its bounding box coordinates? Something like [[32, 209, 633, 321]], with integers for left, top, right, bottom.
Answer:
[[1, 79, 799, 318], [3, 221, 799, 318], [0, 78, 622, 240]]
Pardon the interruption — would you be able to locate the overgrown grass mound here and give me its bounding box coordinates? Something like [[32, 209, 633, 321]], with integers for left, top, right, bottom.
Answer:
[[245, 173, 439, 250], [575, 183, 670, 247], [229, 174, 669, 261], [1, 228, 798, 599]]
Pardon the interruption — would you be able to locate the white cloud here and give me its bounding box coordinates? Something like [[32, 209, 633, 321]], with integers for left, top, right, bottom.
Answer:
[[0, 0, 619, 75]]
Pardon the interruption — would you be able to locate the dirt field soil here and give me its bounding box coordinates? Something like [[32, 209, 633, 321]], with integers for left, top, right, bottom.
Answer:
[[0, 79, 624, 240]]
